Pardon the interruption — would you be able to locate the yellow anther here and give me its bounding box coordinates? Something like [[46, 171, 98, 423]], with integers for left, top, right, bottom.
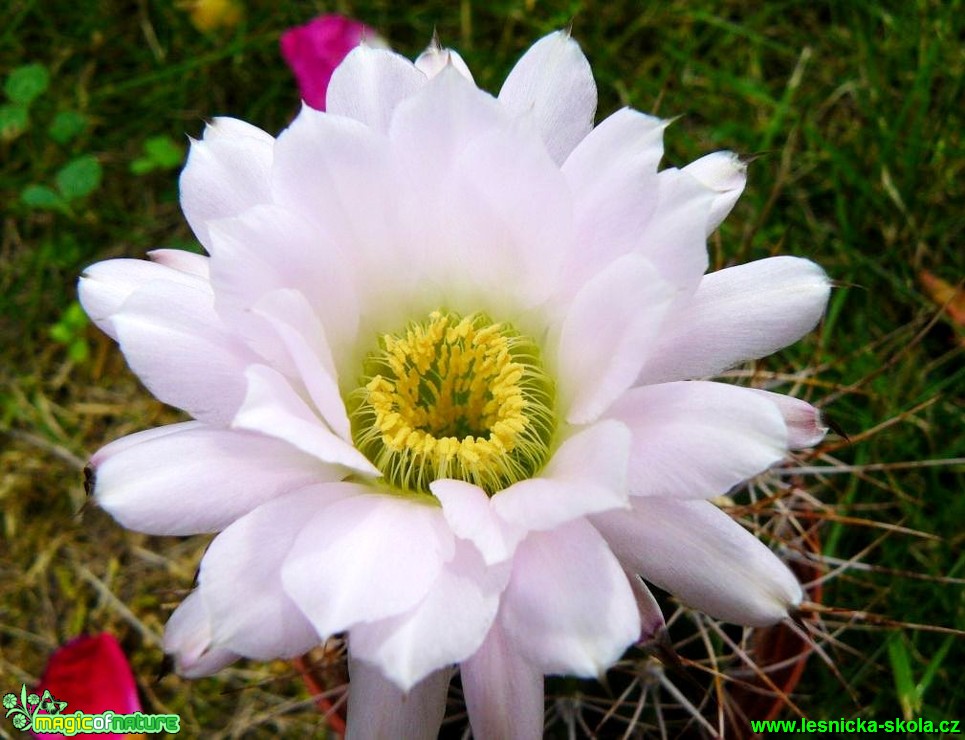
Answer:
[[349, 311, 556, 496]]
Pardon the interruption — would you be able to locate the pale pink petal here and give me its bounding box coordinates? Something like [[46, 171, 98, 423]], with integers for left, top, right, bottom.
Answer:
[[637, 167, 716, 295], [593, 498, 803, 626], [439, 121, 574, 308], [498, 30, 596, 165], [88, 421, 200, 459], [750, 389, 829, 449], [200, 116, 275, 144], [349, 541, 505, 689], [345, 657, 450, 740], [414, 41, 474, 82], [462, 618, 544, 740], [78, 259, 210, 340], [231, 364, 376, 474], [271, 109, 421, 292], [179, 117, 274, 252], [390, 64, 504, 174], [91, 423, 342, 535], [206, 204, 360, 361], [147, 248, 210, 278], [163, 591, 239, 678], [110, 279, 256, 425], [251, 288, 351, 440], [282, 495, 455, 635], [430, 480, 524, 566], [326, 45, 427, 131], [607, 381, 788, 499], [493, 420, 631, 531], [638, 256, 832, 385], [560, 108, 666, 289], [681, 151, 747, 234], [629, 575, 666, 641], [559, 254, 676, 424], [500, 520, 639, 675], [200, 488, 356, 659]]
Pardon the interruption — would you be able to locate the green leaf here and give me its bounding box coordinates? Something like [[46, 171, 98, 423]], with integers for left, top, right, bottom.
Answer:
[[48, 110, 87, 145], [55, 155, 102, 200], [49, 323, 72, 343], [5, 64, 49, 106], [916, 635, 954, 708], [21, 184, 67, 211], [887, 633, 918, 719], [144, 135, 184, 167], [63, 300, 88, 328], [131, 135, 184, 174], [0, 103, 29, 141], [68, 340, 90, 363], [129, 157, 156, 175]]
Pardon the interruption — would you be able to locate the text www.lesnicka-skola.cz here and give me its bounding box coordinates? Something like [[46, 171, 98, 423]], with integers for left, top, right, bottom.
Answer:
[[750, 717, 960, 734]]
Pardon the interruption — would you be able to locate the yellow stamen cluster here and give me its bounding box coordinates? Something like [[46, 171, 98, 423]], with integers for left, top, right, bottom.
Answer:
[[350, 311, 556, 495]]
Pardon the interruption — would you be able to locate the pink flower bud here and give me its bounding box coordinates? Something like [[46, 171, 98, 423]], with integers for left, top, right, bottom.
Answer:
[[280, 14, 385, 110]]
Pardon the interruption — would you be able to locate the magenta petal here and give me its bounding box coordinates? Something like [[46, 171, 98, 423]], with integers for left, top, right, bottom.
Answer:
[[281, 15, 382, 110], [32, 633, 140, 740]]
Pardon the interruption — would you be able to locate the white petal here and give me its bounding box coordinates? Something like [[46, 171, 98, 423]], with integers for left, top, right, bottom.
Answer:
[[638, 168, 715, 294], [326, 46, 427, 132], [202, 116, 275, 144], [559, 254, 676, 424], [78, 258, 210, 340], [439, 119, 574, 308], [430, 480, 524, 566], [500, 520, 639, 675], [163, 591, 239, 678], [349, 541, 504, 690], [560, 108, 666, 291], [498, 31, 597, 165], [593, 498, 802, 626], [231, 364, 377, 474], [200, 488, 353, 660], [414, 42, 474, 82], [682, 151, 747, 234], [180, 117, 274, 252], [638, 256, 832, 384], [493, 420, 631, 531], [345, 657, 450, 740], [462, 618, 544, 740], [271, 109, 416, 286], [750, 389, 828, 449], [607, 381, 788, 499], [251, 288, 351, 440], [110, 278, 255, 425], [92, 423, 342, 535], [390, 64, 504, 175], [206, 204, 360, 362], [282, 495, 455, 635], [89, 421, 200, 458], [629, 575, 666, 641], [147, 248, 210, 278]]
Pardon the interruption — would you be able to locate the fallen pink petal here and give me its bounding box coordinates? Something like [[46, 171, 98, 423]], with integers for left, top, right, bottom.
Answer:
[[31, 633, 141, 740], [280, 14, 385, 110]]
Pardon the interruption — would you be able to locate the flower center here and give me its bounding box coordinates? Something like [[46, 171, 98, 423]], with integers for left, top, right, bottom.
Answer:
[[349, 311, 556, 496]]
